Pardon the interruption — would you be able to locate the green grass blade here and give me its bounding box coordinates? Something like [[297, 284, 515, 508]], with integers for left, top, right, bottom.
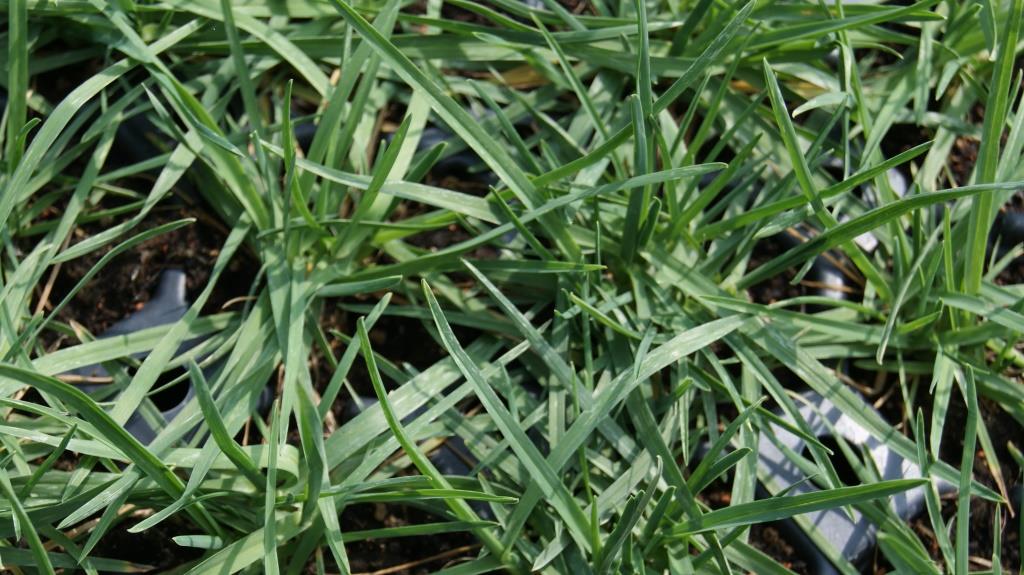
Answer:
[[328, 0, 580, 259], [672, 479, 927, 534], [964, 0, 1024, 294], [422, 279, 594, 554], [5, 0, 28, 173], [189, 361, 265, 489], [738, 181, 1024, 289], [955, 367, 979, 575], [356, 316, 518, 571], [0, 468, 55, 575]]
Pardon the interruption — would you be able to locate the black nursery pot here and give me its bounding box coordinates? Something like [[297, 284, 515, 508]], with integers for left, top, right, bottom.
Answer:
[[66, 270, 197, 444], [65, 268, 273, 443], [108, 112, 167, 170], [415, 126, 500, 193], [295, 122, 499, 194], [989, 193, 1024, 281], [726, 389, 954, 575], [57, 115, 268, 443], [991, 209, 1024, 257]]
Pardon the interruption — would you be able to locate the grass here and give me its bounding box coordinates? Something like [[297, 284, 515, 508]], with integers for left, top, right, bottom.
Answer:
[[0, 0, 1023, 574]]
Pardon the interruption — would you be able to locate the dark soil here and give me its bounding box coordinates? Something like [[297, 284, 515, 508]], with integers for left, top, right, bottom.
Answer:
[[356, 311, 451, 373], [424, 167, 492, 197], [1001, 189, 1024, 216], [750, 523, 811, 574], [746, 233, 807, 305], [313, 292, 479, 427], [949, 136, 979, 187], [877, 123, 932, 160], [307, 309, 487, 575], [852, 366, 1023, 574], [438, 2, 495, 26], [695, 478, 819, 574], [933, 395, 1022, 571], [328, 504, 478, 574], [431, 0, 594, 26], [946, 103, 988, 187], [22, 197, 256, 350], [696, 477, 733, 511], [87, 514, 203, 573], [995, 258, 1024, 286], [745, 229, 861, 308], [405, 222, 474, 252], [31, 40, 107, 107], [556, 0, 594, 14]]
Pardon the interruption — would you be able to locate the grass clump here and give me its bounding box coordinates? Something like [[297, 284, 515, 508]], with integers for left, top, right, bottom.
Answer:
[[1, 0, 1023, 573]]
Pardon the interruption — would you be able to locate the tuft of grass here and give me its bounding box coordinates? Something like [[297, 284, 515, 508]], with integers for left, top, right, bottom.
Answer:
[[0, 0, 1022, 573]]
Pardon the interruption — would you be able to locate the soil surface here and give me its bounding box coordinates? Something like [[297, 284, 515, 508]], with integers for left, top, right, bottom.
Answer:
[[853, 366, 1023, 574], [88, 514, 204, 573], [949, 136, 979, 187], [750, 523, 811, 574], [331, 504, 478, 574], [946, 103, 987, 187], [932, 395, 1022, 572], [745, 229, 861, 308], [309, 291, 486, 575], [746, 233, 808, 305], [21, 197, 256, 350]]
